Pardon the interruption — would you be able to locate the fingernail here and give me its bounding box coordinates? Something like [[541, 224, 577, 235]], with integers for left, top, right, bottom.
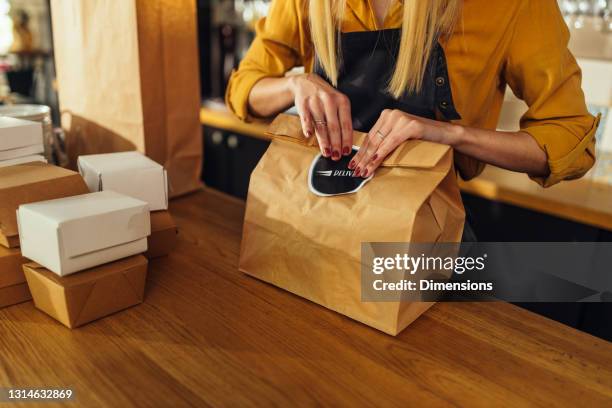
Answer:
[[361, 169, 368, 178], [332, 150, 340, 159], [304, 130, 311, 138], [354, 167, 361, 177], [342, 146, 350, 155], [348, 160, 355, 170], [371, 154, 378, 162], [324, 147, 331, 157]]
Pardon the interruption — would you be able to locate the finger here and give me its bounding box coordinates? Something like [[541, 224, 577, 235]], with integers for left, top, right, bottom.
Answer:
[[295, 98, 314, 138], [361, 115, 424, 178], [353, 120, 391, 177], [309, 98, 331, 157], [321, 93, 342, 160], [350, 108, 390, 169], [349, 122, 374, 169], [354, 128, 388, 177], [337, 94, 353, 156], [361, 130, 399, 178]]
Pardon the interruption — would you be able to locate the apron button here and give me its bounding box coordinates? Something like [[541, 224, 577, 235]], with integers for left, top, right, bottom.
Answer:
[[435, 77, 446, 86], [439, 101, 449, 109]]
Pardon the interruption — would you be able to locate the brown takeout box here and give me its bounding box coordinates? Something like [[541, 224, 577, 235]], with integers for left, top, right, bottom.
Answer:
[[23, 255, 148, 328], [0, 243, 31, 308], [0, 245, 27, 288], [0, 162, 89, 248], [145, 210, 178, 259], [240, 114, 465, 336], [0, 283, 31, 309]]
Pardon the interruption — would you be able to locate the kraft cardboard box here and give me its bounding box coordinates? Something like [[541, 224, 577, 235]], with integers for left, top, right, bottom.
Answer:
[[0, 162, 89, 248], [0, 246, 30, 308], [0, 117, 43, 161], [0, 245, 26, 287], [23, 255, 148, 328], [78, 151, 168, 211], [18, 191, 151, 276], [0, 155, 47, 168], [145, 211, 177, 259], [0, 283, 31, 309]]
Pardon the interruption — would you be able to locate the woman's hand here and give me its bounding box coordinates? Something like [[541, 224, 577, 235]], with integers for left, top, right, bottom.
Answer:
[[349, 109, 459, 177], [348, 108, 549, 179], [288, 73, 353, 160]]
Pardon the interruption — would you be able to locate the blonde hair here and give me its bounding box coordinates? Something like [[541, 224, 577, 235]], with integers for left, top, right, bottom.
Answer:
[[309, 0, 461, 98]]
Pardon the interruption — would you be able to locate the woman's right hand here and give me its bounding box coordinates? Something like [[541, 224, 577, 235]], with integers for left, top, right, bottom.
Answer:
[[288, 73, 353, 160]]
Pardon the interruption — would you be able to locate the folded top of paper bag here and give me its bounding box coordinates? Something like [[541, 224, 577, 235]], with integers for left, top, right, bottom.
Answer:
[[0, 117, 43, 152], [265, 113, 450, 169], [77, 151, 168, 211]]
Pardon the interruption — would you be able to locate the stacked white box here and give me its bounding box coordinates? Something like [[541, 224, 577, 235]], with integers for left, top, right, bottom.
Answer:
[[0, 117, 44, 166], [17, 191, 151, 276], [78, 151, 168, 211]]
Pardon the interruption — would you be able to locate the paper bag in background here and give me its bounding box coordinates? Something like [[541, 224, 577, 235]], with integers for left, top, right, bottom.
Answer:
[[50, 0, 202, 197], [239, 114, 465, 336]]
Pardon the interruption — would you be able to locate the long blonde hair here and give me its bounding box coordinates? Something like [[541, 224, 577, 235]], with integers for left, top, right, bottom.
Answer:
[[309, 0, 461, 98]]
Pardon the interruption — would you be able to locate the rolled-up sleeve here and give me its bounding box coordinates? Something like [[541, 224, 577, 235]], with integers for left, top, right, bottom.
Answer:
[[504, 0, 598, 187], [225, 0, 309, 121]]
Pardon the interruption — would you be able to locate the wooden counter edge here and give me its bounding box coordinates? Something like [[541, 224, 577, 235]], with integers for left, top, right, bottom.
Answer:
[[200, 107, 271, 141], [201, 107, 612, 231], [458, 177, 612, 231]]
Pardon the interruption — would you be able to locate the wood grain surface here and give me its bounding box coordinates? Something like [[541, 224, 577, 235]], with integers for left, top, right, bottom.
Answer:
[[1, 189, 611, 407]]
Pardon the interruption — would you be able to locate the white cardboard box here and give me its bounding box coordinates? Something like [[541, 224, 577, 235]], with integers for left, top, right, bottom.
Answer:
[[0, 154, 47, 168], [0, 117, 44, 160], [17, 190, 151, 276], [78, 151, 168, 211]]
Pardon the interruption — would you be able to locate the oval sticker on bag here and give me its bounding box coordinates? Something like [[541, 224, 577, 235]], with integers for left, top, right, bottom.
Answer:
[[308, 146, 374, 197]]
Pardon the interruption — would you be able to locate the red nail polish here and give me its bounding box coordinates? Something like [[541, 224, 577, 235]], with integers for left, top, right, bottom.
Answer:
[[332, 150, 340, 159], [343, 146, 350, 155], [371, 154, 378, 162], [324, 147, 331, 157], [362, 169, 368, 178], [354, 167, 361, 177], [348, 160, 355, 170]]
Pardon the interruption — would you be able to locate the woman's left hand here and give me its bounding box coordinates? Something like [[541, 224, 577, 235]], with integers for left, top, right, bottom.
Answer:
[[348, 109, 460, 178]]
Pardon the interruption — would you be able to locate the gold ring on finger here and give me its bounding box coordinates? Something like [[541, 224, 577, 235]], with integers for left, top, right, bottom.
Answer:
[[376, 130, 388, 140]]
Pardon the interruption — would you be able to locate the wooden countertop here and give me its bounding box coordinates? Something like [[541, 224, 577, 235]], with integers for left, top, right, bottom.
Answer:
[[2, 189, 611, 406], [201, 106, 612, 231]]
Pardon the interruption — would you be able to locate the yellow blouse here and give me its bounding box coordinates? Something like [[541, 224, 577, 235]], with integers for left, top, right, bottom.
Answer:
[[226, 0, 599, 187]]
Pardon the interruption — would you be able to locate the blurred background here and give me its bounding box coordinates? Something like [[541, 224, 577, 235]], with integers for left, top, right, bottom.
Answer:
[[0, 0, 55, 109]]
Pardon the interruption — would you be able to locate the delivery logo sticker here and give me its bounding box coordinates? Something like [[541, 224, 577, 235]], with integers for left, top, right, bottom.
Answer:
[[308, 146, 374, 196]]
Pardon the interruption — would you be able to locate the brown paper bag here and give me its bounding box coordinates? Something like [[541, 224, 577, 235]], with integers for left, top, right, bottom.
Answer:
[[50, 0, 202, 197], [239, 114, 465, 336]]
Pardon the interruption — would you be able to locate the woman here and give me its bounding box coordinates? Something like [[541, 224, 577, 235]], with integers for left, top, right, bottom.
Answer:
[[226, 0, 597, 189]]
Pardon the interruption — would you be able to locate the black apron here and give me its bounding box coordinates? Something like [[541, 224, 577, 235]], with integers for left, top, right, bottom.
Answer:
[[314, 29, 477, 242]]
